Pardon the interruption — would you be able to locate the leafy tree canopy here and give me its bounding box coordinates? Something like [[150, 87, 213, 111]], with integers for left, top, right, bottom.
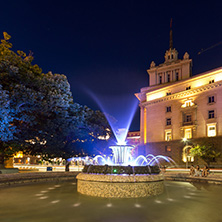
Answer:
[[190, 138, 221, 165], [0, 32, 112, 166]]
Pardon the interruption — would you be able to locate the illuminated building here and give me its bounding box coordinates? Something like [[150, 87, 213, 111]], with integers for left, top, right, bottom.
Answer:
[[135, 27, 222, 166], [126, 131, 140, 146], [126, 131, 140, 157]]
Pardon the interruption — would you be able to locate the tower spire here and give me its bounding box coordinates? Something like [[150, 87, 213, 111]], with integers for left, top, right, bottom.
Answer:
[[169, 18, 173, 49]]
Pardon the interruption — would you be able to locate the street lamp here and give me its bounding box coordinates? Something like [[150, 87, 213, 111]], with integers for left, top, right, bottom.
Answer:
[[183, 138, 188, 169]]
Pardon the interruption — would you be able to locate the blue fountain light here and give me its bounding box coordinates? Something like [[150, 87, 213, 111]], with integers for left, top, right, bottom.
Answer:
[[88, 91, 138, 145], [92, 146, 175, 166], [109, 145, 133, 165], [84, 90, 176, 167]]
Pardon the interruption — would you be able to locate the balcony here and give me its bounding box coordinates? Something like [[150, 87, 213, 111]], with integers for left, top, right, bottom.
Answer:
[[181, 121, 197, 127]]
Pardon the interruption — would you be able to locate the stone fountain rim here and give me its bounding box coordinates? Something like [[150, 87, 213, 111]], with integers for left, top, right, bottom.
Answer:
[[77, 172, 164, 183]]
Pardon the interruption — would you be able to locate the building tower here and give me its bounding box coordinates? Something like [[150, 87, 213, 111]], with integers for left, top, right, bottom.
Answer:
[[135, 22, 222, 166]]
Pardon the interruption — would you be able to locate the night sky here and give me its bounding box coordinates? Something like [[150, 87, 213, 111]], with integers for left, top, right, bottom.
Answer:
[[1, 1, 222, 131]]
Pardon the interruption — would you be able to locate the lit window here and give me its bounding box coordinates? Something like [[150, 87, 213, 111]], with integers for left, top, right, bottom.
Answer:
[[208, 110, 215, 119], [166, 118, 171, 126], [208, 96, 215, 104], [182, 147, 194, 162], [165, 146, 171, 152], [166, 106, 171, 112], [207, 123, 216, 137], [165, 129, 172, 141], [181, 99, 194, 108], [184, 128, 192, 139]]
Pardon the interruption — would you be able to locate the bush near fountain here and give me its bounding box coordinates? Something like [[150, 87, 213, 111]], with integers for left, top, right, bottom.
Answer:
[[82, 164, 161, 175]]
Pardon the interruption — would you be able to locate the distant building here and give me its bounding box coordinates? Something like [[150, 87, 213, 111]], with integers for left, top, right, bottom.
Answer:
[[126, 131, 140, 157], [126, 131, 140, 146], [135, 28, 222, 166]]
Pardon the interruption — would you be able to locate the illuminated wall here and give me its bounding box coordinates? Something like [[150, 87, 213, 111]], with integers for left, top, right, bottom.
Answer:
[[144, 108, 147, 144], [137, 67, 222, 144]]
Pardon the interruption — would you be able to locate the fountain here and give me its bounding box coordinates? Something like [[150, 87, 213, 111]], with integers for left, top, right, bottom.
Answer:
[[76, 94, 170, 198], [77, 143, 166, 198], [76, 144, 171, 199]]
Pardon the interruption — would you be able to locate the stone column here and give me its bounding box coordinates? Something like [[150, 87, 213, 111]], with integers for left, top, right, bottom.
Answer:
[[140, 105, 144, 144]]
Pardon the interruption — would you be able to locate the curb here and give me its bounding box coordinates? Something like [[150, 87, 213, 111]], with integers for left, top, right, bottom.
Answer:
[[0, 172, 79, 188], [164, 173, 222, 185]]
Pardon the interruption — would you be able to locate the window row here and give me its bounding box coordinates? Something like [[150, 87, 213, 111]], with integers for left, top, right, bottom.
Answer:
[[166, 96, 215, 112], [164, 123, 217, 141], [165, 128, 192, 141], [184, 79, 215, 91], [166, 110, 215, 126], [158, 69, 180, 84]]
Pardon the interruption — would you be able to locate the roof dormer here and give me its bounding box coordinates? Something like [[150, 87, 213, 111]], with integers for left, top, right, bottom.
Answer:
[[164, 48, 178, 63]]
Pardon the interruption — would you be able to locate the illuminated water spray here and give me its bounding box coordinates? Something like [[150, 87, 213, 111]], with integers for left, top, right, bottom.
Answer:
[[88, 92, 139, 145], [85, 90, 175, 167], [109, 145, 133, 165]]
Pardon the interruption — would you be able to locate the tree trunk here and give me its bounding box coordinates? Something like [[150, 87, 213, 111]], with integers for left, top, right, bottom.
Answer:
[[0, 152, 5, 169]]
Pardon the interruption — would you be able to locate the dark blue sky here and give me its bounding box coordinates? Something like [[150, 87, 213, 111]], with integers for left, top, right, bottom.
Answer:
[[1, 0, 222, 130]]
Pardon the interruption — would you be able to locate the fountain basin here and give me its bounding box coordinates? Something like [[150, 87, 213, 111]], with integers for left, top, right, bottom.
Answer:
[[77, 173, 164, 198]]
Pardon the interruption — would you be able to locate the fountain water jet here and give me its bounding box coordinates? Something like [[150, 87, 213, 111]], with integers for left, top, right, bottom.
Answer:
[[76, 93, 171, 198], [77, 136, 167, 198]]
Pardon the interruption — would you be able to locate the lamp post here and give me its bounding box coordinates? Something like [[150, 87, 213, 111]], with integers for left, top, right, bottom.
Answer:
[[183, 138, 188, 169]]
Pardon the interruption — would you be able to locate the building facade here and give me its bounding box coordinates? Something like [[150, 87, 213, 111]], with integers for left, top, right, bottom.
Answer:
[[136, 37, 222, 166], [126, 131, 140, 146]]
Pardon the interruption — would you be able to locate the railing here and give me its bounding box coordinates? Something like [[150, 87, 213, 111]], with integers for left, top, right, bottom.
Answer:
[[181, 121, 197, 126]]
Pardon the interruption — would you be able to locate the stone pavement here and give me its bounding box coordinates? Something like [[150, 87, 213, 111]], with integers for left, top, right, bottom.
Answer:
[[164, 170, 222, 185], [0, 172, 79, 187], [0, 170, 222, 188]]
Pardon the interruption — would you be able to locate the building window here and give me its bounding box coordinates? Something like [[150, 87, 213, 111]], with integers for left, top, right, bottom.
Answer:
[[208, 110, 215, 119], [166, 106, 171, 112], [181, 99, 194, 108], [182, 146, 194, 162], [185, 114, 192, 123], [166, 91, 171, 96], [209, 80, 214, 84], [184, 128, 192, 139], [165, 145, 172, 152], [207, 123, 216, 137], [175, 70, 179, 81], [208, 96, 215, 104], [166, 118, 171, 126], [186, 86, 191, 90], [167, 73, 170, 82], [165, 129, 172, 141], [159, 75, 162, 84]]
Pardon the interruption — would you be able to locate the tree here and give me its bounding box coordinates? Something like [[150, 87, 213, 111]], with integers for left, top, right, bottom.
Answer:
[[0, 32, 112, 167], [190, 138, 221, 165], [0, 85, 14, 142], [0, 85, 18, 168], [51, 104, 113, 158]]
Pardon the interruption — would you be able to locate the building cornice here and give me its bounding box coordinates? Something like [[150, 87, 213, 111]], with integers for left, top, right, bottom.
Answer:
[[141, 80, 222, 106], [147, 59, 192, 73], [139, 67, 222, 96]]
